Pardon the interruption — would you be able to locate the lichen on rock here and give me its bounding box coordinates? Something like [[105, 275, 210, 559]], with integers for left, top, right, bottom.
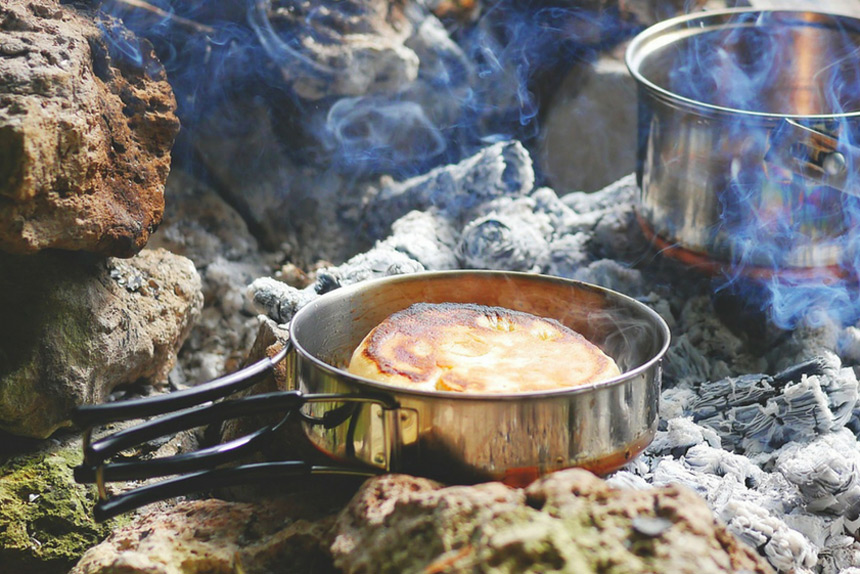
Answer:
[[0, 248, 203, 438], [0, 439, 127, 574]]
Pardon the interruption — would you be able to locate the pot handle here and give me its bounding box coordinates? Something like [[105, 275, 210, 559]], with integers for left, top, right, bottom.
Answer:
[[71, 339, 402, 521], [765, 118, 860, 196]]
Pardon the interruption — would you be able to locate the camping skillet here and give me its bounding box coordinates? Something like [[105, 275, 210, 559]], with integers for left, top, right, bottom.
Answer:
[[73, 271, 670, 520]]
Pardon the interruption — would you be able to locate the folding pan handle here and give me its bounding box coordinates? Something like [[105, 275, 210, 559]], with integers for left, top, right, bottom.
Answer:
[[76, 391, 304, 475], [76, 392, 386, 521], [72, 345, 291, 428], [89, 461, 378, 522], [72, 335, 403, 521]]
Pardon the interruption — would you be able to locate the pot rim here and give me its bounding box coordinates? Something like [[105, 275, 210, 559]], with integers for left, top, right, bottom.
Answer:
[[288, 269, 671, 402], [625, 7, 860, 121]]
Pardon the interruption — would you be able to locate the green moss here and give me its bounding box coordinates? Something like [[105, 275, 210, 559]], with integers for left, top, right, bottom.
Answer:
[[0, 441, 129, 574]]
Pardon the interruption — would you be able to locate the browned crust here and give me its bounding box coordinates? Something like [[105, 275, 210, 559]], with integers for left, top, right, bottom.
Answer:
[[348, 303, 620, 393]]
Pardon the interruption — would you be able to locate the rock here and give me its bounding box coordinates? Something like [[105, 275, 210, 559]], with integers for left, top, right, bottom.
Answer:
[[0, 248, 202, 437], [0, 0, 179, 256], [0, 438, 128, 574], [538, 54, 638, 194], [150, 170, 262, 270], [70, 498, 338, 574], [331, 470, 774, 574], [68, 470, 771, 574]]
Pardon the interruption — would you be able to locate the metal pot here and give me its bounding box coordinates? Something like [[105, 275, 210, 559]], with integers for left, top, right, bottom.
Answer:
[[626, 9, 860, 277], [73, 271, 669, 520]]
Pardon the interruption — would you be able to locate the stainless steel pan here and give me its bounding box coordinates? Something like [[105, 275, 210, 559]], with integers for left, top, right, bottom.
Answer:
[[73, 271, 670, 520]]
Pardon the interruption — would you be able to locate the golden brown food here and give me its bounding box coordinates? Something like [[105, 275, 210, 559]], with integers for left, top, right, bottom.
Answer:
[[347, 303, 621, 393]]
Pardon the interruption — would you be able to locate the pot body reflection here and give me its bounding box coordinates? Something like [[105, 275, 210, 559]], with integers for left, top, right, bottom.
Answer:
[[287, 271, 669, 484], [627, 9, 860, 274]]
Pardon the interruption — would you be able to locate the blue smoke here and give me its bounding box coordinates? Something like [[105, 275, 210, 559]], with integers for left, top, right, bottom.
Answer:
[[96, 0, 636, 178], [664, 11, 860, 329]]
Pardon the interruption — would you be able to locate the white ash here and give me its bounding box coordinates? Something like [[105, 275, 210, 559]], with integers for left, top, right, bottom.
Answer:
[[149, 171, 273, 385], [250, 141, 535, 322], [382, 210, 460, 271], [363, 140, 535, 239], [539, 232, 592, 277], [774, 430, 860, 520], [247, 141, 860, 572], [457, 213, 549, 271]]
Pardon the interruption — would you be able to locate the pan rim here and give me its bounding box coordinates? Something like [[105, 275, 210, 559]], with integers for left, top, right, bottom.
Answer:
[[288, 270, 671, 401]]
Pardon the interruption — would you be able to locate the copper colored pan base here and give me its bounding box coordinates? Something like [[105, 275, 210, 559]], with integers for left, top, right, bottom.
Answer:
[[636, 213, 853, 284]]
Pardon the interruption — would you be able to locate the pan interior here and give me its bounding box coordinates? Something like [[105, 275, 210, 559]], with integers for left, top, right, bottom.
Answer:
[[290, 272, 669, 393]]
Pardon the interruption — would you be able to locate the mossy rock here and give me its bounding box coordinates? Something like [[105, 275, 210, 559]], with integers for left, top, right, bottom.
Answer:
[[0, 439, 127, 574]]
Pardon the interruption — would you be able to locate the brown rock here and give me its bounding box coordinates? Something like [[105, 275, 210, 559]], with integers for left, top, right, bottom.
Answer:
[[0, 0, 179, 256], [68, 470, 774, 574], [70, 498, 338, 574], [331, 470, 775, 574], [253, 0, 416, 101], [0, 248, 202, 438]]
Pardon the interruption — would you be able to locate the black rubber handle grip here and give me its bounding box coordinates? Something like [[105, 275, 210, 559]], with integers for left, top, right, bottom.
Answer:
[[72, 346, 289, 427], [83, 391, 303, 466], [75, 422, 279, 483], [91, 462, 378, 522]]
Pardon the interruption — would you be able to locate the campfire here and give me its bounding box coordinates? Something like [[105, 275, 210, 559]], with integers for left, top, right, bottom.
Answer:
[[3, 1, 860, 573]]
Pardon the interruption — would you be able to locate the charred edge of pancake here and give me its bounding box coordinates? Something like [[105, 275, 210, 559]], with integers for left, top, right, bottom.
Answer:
[[357, 302, 613, 387]]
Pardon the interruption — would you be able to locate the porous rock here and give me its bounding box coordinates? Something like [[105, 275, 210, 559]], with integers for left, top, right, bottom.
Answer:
[[331, 470, 774, 574], [250, 0, 417, 101], [70, 498, 337, 574], [0, 0, 179, 256], [0, 248, 202, 438]]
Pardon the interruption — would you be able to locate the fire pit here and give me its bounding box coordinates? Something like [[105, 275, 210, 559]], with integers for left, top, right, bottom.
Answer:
[[6, 1, 860, 573]]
